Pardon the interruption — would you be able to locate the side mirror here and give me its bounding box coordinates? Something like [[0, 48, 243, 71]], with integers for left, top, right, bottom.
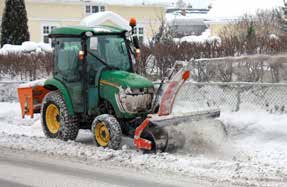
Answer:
[[90, 37, 98, 50]]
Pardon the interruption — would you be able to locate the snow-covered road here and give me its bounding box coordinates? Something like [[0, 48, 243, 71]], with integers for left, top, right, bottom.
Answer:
[[0, 147, 207, 187], [0, 102, 287, 186]]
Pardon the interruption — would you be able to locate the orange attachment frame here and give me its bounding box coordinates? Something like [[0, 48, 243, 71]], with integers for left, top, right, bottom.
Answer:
[[17, 86, 50, 118]]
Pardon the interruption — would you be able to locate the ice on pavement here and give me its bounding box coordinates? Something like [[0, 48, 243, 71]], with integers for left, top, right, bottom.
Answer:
[[0, 102, 287, 186]]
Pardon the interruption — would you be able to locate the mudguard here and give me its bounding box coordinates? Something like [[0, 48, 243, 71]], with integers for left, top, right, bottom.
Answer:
[[44, 79, 74, 115]]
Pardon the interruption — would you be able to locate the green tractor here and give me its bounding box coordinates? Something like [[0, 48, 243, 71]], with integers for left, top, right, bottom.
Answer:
[[18, 19, 224, 153]]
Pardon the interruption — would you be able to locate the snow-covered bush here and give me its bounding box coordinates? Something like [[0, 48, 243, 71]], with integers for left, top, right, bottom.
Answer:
[[0, 41, 53, 81]]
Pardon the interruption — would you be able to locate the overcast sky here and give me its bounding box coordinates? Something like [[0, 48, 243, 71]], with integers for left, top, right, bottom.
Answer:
[[208, 0, 284, 19]]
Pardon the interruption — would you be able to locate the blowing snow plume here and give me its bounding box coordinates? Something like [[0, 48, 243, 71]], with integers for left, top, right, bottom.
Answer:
[[164, 119, 227, 155], [170, 87, 228, 155]]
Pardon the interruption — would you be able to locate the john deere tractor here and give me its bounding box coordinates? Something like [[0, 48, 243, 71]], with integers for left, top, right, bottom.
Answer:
[[18, 19, 223, 153]]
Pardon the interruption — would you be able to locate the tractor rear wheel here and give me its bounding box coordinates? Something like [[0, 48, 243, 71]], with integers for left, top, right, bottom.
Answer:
[[92, 114, 122, 150], [41, 91, 79, 141]]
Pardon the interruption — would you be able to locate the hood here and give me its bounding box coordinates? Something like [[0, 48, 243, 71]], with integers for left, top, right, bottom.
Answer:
[[100, 70, 153, 89]]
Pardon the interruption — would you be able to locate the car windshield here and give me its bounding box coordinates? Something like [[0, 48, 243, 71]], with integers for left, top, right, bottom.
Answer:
[[88, 35, 131, 71]]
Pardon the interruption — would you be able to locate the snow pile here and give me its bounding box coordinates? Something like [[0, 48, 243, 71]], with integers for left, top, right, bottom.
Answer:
[[174, 29, 221, 44], [0, 42, 52, 55], [81, 11, 130, 31], [0, 103, 41, 136]]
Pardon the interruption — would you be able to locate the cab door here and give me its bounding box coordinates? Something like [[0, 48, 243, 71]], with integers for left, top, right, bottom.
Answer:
[[54, 38, 84, 113]]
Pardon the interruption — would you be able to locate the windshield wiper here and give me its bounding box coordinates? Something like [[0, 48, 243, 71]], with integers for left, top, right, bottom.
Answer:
[[87, 50, 120, 70]]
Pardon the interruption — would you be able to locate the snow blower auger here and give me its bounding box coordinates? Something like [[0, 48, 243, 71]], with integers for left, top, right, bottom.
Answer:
[[134, 61, 223, 153], [17, 18, 225, 154]]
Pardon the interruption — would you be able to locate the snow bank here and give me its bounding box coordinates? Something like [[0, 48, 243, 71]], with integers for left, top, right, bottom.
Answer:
[[174, 29, 221, 44], [0, 103, 42, 137], [0, 42, 52, 55]]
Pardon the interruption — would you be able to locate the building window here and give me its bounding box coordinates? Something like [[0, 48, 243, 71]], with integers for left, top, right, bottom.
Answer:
[[85, 5, 90, 13], [100, 6, 105, 12], [42, 25, 57, 43], [85, 5, 105, 14], [92, 6, 99, 13], [136, 27, 144, 42]]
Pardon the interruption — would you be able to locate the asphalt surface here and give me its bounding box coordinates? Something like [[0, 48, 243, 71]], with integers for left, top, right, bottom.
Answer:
[[0, 179, 29, 187], [0, 147, 211, 187]]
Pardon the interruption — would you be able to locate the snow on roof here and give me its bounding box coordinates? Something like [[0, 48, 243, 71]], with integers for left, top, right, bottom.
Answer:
[[80, 11, 130, 31], [207, 0, 284, 23], [166, 11, 209, 26]]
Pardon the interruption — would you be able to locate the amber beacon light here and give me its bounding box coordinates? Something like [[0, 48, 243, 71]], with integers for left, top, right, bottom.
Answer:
[[129, 17, 137, 27]]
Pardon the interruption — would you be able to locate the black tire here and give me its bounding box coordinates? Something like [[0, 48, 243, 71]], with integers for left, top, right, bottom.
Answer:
[[91, 114, 122, 150], [41, 91, 79, 141]]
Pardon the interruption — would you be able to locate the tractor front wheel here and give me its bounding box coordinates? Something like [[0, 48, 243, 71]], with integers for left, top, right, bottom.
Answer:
[[92, 114, 122, 150], [41, 91, 79, 140]]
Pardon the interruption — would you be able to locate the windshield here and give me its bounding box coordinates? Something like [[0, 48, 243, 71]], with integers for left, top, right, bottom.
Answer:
[[88, 35, 131, 71]]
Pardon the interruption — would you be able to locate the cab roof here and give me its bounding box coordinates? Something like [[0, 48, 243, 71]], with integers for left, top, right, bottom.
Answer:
[[49, 25, 126, 37]]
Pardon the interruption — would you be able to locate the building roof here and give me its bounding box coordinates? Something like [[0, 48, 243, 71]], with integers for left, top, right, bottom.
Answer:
[[49, 25, 125, 37]]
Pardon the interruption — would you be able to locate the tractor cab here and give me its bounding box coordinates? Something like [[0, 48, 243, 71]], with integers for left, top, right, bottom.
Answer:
[[46, 24, 154, 119]]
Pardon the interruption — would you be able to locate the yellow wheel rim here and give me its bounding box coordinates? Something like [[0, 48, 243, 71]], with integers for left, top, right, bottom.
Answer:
[[45, 104, 60, 134], [95, 122, 110, 147]]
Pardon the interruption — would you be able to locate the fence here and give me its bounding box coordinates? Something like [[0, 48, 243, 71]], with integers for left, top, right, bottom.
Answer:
[[1, 81, 287, 113], [188, 55, 287, 83], [176, 81, 287, 113]]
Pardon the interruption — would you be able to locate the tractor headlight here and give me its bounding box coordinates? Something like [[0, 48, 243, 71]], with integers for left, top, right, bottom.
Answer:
[[124, 87, 154, 95], [116, 87, 154, 113]]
